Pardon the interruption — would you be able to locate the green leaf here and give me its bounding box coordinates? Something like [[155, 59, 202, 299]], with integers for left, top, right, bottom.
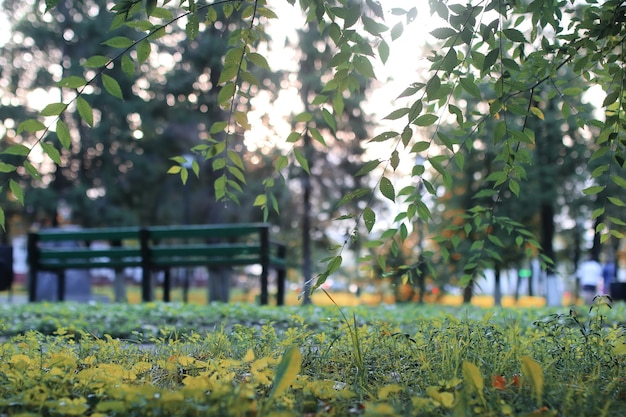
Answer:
[[136, 40, 151, 64], [441, 48, 458, 73], [411, 141, 430, 153], [520, 356, 543, 407], [82, 55, 111, 68], [509, 179, 520, 196], [56, 120, 71, 149], [294, 148, 310, 174], [354, 55, 376, 78], [223, 3, 233, 18], [294, 112, 313, 123], [425, 75, 441, 100], [23, 161, 41, 180], [503, 28, 526, 42], [253, 194, 267, 207], [608, 216, 626, 227], [102, 74, 124, 100], [333, 93, 344, 116], [462, 362, 484, 402], [370, 131, 397, 142], [582, 185, 605, 195], [363, 207, 376, 233], [214, 174, 227, 200], [227, 150, 244, 170], [286, 132, 301, 143], [234, 111, 251, 130], [408, 100, 423, 123], [390, 150, 400, 171], [17, 119, 46, 134], [413, 114, 438, 126], [483, 48, 500, 72], [56, 76, 87, 89], [378, 40, 389, 64], [186, 14, 200, 40], [0, 163, 16, 173], [530, 106, 544, 120], [343, 5, 361, 29], [611, 175, 626, 188], [145, 0, 157, 17], [380, 177, 395, 202], [391, 22, 403, 40], [322, 108, 336, 131], [608, 196, 626, 207], [40, 142, 61, 165], [494, 121, 507, 142], [356, 159, 381, 176], [383, 108, 409, 120], [247, 52, 270, 70], [430, 27, 457, 39], [41, 103, 67, 117], [327, 255, 342, 274], [102, 36, 135, 48], [76, 97, 94, 127], [310, 127, 326, 145], [2, 144, 30, 156], [9, 179, 24, 205], [121, 55, 135, 77], [459, 77, 481, 99], [210, 121, 228, 134], [150, 7, 173, 20], [592, 207, 605, 220], [218, 83, 236, 106]]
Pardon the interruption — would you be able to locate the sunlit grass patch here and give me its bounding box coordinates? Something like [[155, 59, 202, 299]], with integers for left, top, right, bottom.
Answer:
[[0, 300, 624, 415]]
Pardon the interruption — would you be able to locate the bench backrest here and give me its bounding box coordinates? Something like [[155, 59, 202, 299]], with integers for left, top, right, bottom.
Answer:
[[27, 223, 286, 304]]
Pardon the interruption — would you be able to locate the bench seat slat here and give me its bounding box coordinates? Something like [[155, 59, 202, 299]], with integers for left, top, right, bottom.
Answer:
[[38, 248, 141, 259], [39, 259, 143, 269], [28, 223, 286, 305], [36, 228, 138, 242]]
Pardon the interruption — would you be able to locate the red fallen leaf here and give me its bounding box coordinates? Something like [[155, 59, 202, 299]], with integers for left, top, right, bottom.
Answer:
[[492, 375, 507, 390]]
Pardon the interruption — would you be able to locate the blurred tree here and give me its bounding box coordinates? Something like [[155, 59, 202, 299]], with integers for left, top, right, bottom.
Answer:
[[286, 19, 378, 303], [432, 73, 595, 304]]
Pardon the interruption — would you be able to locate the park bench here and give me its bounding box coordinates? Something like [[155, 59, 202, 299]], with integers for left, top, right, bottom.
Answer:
[[27, 223, 287, 305]]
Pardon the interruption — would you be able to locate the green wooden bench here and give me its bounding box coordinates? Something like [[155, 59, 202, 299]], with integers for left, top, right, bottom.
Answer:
[[27, 223, 287, 305]]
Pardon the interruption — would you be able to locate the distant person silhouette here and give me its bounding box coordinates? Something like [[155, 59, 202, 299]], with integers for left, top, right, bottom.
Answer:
[[577, 255, 602, 305]]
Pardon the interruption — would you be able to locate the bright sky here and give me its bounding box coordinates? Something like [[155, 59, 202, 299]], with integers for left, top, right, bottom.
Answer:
[[244, 1, 432, 160]]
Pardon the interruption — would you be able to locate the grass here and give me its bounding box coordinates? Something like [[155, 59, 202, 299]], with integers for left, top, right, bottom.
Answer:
[[86, 283, 563, 307], [0, 293, 624, 415]]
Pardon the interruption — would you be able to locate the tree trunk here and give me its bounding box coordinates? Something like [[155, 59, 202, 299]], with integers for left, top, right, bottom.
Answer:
[[463, 278, 474, 303], [299, 128, 314, 305], [208, 267, 230, 303], [113, 271, 127, 302], [416, 257, 426, 304], [494, 264, 502, 306], [541, 203, 562, 306], [301, 170, 313, 305]]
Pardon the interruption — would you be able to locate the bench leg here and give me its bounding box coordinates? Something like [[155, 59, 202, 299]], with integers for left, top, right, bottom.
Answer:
[[276, 268, 285, 306], [163, 268, 171, 302], [260, 266, 268, 305]]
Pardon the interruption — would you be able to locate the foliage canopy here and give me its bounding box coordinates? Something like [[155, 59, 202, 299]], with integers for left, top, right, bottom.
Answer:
[[2, 0, 626, 289]]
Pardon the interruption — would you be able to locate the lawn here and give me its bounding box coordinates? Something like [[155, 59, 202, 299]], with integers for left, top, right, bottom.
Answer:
[[0, 296, 624, 416], [86, 282, 558, 308]]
